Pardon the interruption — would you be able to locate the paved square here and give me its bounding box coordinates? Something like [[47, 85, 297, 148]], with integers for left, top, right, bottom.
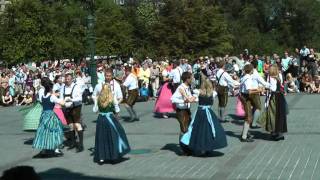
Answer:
[[0, 94, 319, 180]]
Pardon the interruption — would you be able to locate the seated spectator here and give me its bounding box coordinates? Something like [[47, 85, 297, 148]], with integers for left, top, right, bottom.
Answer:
[[2, 90, 13, 106], [314, 76, 320, 93], [286, 73, 299, 93], [18, 94, 33, 106], [301, 73, 316, 93], [15, 93, 25, 105]]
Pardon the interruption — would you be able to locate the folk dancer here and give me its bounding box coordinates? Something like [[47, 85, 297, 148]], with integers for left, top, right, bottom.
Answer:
[[250, 60, 270, 128], [171, 72, 197, 155], [258, 64, 288, 141], [62, 73, 85, 152], [93, 68, 123, 119], [216, 61, 240, 122], [239, 64, 263, 142], [123, 66, 139, 122]]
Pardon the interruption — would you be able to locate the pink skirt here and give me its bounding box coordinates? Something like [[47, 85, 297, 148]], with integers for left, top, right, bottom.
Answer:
[[154, 82, 175, 113], [236, 96, 245, 117], [54, 104, 67, 125]]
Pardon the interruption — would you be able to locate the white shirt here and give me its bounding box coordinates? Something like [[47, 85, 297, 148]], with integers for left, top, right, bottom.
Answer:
[[40, 93, 62, 104], [240, 74, 253, 94], [75, 77, 86, 93], [61, 83, 83, 102], [93, 80, 123, 101], [171, 67, 183, 83], [252, 69, 270, 89], [269, 77, 278, 92], [92, 87, 121, 113], [123, 73, 138, 90], [38, 88, 45, 102], [216, 69, 240, 87], [53, 83, 62, 92], [171, 83, 193, 109]]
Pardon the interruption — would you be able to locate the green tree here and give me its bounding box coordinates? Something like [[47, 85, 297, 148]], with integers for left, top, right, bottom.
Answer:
[[95, 0, 134, 56], [149, 0, 233, 58]]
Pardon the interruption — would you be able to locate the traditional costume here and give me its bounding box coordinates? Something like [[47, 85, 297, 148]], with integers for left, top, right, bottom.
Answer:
[[123, 73, 139, 122], [258, 76, 288, 140], [250, 68, 270, 127], [154, 69, 175, 117], [180, 92, 227, 156], [216, 68, 239, 121], [53, 83, 67, 125], [32, 93, 64, 152], [61, 82, 84, 152], [23, 88, 44, 131], [171, 83, 193, 134], [93, 95, 130, 163]]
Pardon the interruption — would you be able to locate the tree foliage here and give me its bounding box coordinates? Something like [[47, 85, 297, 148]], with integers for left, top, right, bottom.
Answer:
[[1, 0, 320, 64]]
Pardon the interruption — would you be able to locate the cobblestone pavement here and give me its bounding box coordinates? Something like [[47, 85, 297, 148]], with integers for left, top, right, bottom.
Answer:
[[0, 94, 319, 180]]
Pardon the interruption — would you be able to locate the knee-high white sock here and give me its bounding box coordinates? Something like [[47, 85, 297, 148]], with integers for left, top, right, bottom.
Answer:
[[242, 122, 250, 139]]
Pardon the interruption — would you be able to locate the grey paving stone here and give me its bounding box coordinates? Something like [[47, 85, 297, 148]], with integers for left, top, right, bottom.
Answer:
[[0, 94, 319, 180]]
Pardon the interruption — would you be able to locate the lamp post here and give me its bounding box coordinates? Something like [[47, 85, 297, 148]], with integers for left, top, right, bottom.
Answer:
[[87, 1, 97, 87]]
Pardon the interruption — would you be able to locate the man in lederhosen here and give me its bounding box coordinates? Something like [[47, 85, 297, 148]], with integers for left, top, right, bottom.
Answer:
[[62, 73, 84, 152], [250, 60, 270, 128], [171, 72, 196, 155], [123, 66, 139, 122], [216, 60, 240, 122], [239, 64, 262, 142]]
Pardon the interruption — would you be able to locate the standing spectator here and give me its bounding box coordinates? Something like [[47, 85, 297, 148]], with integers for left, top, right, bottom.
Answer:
[[300, 45, 310, 63], [97, 67, 105, 84], [25, 71, 34, 89], [308, 49, 318, 78], [15, 68, 26, 94], [150, 62, 160, 98], [263, 56, 271, 77], [281, 52, 292, 78], [139, 63, 151, 88]]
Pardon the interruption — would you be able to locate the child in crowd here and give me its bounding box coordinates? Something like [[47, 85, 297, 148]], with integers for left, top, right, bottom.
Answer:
[[139, 83, 149, 102], [301, 73, 316, 93], [286, 73, 300, 93]]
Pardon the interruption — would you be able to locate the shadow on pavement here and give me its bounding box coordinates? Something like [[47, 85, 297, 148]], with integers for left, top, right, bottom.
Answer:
[[225, 131, 241, 139], [38, 168, 125, 180], [250, 131, 273, 141], [161, 143, 183, 156], [23, 138, 34, 145]]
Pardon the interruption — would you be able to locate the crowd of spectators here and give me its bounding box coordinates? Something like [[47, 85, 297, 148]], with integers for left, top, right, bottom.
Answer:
[[0, 46, 319, 107]]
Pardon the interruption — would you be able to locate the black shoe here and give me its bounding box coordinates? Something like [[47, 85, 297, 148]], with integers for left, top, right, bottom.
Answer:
[[134, 118, 140, 121], [67, 144, 77, 150], [76, 145, 84, 153], [250, 125, 261, 129], [273, 136, 285, 141], [247, 133, 254, 139], [33, 152, 49, 159], [240, 137, 254, 142], [125, 118, 135, 122]]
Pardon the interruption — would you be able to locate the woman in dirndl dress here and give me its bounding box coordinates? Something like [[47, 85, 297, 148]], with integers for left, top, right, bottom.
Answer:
[[258, 64, 288, 141], [53, 75, 67, 125], [180, 76, 227, 156], [23, 88, 44, 131], [32, 77, 65, 158], [154, 66, 175, 118], [93, 84, 130, 164]]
